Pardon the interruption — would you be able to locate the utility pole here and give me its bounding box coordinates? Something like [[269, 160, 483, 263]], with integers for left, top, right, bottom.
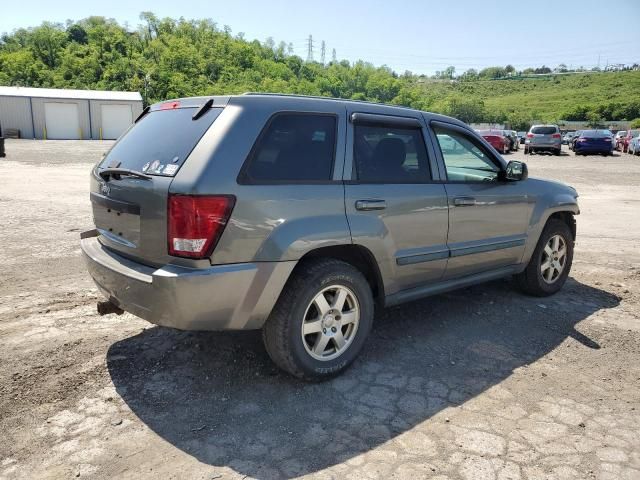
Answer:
[[306, 35, 314, 62], [332, 48, 337, 63], [320, 41, 326, 65]]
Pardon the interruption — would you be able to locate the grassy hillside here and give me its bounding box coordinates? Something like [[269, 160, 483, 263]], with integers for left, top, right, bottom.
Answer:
[[1, 14, 639, 129]]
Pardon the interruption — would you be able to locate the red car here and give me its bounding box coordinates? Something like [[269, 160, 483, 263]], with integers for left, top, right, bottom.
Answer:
[[621, 129, 640, 153], [477, 129, 510, 154]]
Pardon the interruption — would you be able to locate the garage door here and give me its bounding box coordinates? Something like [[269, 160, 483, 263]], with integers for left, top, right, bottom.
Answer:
[[44, 103, 81, 139], [101, 104, 133, 140]]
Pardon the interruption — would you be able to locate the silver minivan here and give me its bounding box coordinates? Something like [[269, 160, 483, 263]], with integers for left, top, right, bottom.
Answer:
[[82, 94, 579, 380], [525, 124, 562, 155]]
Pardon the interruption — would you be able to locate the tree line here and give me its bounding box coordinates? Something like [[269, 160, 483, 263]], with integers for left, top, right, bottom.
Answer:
[[1, 13, 639, 130]]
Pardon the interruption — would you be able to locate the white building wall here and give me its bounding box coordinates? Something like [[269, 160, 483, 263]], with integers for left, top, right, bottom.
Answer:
[[31, 97, 91, 140]]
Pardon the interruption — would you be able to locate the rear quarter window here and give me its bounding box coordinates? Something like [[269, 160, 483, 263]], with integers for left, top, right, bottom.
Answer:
[[98, 107, 222, 176], [240, 113, 337, 183]]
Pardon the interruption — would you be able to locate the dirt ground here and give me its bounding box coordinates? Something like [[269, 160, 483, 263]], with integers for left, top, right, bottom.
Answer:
[[1, 139, 639, 480]]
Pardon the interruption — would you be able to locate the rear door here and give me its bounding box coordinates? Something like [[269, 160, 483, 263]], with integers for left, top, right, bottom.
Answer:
[[429, 121, 533, 279], [344, 110, 449, 295], [91, 102, 223, 266]]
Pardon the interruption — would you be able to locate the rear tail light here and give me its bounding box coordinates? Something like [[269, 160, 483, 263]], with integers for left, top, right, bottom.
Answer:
[[552, 133, 561, 138], [527, 133, 534, 138], [577, 138, 587, 142], [604, 137, 611, 142], [168, 195, 235, 259]]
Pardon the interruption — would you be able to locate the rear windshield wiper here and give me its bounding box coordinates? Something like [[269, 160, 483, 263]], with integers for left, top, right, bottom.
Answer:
[[99, 168, 152, 181]]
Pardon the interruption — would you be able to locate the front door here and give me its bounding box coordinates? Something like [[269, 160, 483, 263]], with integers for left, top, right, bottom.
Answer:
[[430, 121, 534, 280], [344, 111, 449, 296]]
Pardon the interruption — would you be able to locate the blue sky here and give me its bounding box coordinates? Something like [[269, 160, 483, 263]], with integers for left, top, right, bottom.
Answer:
[[2, 0, 639, 75]]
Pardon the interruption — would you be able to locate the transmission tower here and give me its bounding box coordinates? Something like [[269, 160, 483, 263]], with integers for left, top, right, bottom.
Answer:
[[332, 48, 337, 63], [306, 35, 314, 62], [320, 41, 326, 65]]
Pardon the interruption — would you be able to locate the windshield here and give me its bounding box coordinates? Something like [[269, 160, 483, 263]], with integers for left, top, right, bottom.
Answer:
[[98, 107, 222, 176], [531, 126, 558, 135]]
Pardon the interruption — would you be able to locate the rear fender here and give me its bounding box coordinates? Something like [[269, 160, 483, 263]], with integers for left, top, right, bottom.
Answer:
[[253, 214, 352, 262]]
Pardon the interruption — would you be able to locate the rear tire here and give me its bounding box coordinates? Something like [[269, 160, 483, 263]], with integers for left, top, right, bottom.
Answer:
[[554, 148, 561, 156], [515, 219, 574, 297], [262, 258, 374, 381]]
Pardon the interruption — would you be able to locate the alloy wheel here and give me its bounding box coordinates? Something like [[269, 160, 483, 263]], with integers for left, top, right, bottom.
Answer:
[[301, 285, 360, 361], [541, 234, 567, 284]]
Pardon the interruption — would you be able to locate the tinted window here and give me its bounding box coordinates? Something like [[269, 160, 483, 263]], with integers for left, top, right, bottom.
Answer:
[[434, 126, 500, 182], [353, 124, 431, 183], [531, 126, 558, 135], [581, 130, 612, 137], [243, 114, 336, 182], [99, 107, 222, 177]]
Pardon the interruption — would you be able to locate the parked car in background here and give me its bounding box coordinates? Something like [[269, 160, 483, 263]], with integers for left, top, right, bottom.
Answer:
[[477, 129, 510, 154], [613, 130, 627, 151], [509, 130, 519, 151], [573, 130, 614, 156], [80, 93, 579, 380], [569, 130, 582, 151], [525, 125, 562, 155], [629, 135, 640, 156], [562, 132, 576, 145], [517, 131, 527, 144], [621, 130, 640, 153]]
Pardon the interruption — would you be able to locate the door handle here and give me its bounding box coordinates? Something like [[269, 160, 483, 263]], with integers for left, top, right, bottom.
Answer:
[[355, 199, 387, 211], [454, 196, 476, 206]]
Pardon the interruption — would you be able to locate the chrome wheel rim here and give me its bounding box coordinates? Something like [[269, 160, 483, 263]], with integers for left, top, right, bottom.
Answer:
[[541, 234, 567, 284], [301, 285, 360, 361]]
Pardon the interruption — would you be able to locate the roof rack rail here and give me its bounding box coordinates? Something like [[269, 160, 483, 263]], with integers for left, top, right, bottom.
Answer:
[[241, 92, 416, 111]]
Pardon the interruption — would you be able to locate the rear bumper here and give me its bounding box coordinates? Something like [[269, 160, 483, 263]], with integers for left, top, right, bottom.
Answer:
[[81, 232, 295, 331], [574, 144, 613, 153]]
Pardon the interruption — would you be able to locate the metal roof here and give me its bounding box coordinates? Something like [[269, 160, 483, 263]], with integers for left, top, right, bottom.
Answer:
[[0, 86, 142, 101]]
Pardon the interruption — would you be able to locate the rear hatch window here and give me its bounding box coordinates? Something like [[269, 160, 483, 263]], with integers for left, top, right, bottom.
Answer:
[[531, 126, 557, 135], [98, 106, 222, 177]]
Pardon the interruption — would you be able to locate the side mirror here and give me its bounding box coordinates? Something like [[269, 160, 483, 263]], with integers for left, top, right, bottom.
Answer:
[[505, 160, 528, 181]]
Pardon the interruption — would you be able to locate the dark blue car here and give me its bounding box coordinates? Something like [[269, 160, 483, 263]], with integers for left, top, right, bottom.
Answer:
[[573, 130, 614, 156]]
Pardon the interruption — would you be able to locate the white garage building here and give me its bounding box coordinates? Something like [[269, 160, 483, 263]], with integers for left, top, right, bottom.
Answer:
[[0, 86, 143, 140]]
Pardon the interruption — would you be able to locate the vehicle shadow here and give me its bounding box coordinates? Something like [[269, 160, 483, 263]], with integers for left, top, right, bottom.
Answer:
[[107, 278, 619, 478]]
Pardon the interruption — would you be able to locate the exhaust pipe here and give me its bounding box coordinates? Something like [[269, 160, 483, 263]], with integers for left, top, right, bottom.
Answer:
[[97, 300, 124, 316]]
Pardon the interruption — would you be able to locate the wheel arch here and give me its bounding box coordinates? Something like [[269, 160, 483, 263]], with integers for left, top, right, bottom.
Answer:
[[295, 244, 385, 306]]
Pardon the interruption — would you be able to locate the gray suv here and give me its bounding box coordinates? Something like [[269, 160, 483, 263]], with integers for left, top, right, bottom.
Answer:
[[81, 94, 579, 380], [525, 124, 562, 155]]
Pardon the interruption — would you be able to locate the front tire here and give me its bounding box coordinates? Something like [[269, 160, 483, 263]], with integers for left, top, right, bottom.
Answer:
[[515, 219, 574, 296], [262, 258, 374, 381]]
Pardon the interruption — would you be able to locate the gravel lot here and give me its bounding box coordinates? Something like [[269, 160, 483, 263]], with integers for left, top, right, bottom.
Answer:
[[1, 139, 639, 480]]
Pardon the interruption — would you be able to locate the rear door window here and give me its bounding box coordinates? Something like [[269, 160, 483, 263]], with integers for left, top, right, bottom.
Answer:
[[353, 124, 431, 183], [240, 113, 337, 183], [98, 107, 222, 176]]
